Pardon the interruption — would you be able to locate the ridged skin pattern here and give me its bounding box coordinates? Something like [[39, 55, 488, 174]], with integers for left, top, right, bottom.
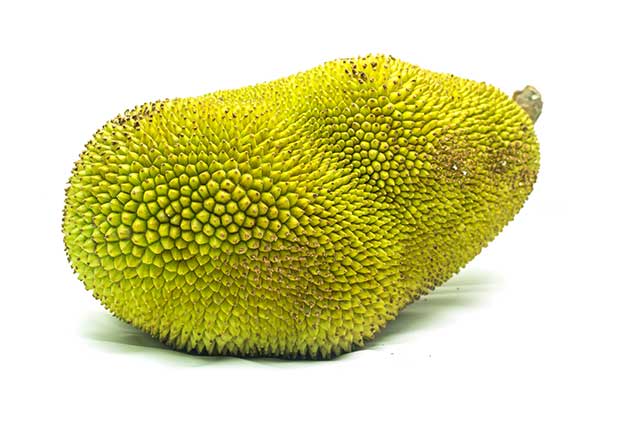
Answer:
[[63, 55, 539, 359]]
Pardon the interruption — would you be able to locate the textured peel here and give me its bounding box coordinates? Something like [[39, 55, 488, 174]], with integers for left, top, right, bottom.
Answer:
[[63, 54, 539, 359]]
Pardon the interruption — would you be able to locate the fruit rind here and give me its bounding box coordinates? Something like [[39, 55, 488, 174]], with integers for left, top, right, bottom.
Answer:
[[63, 54, 539, 359]]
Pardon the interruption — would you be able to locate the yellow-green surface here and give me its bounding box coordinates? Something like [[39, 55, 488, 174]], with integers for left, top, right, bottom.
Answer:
[[63, 54, 539, 358]]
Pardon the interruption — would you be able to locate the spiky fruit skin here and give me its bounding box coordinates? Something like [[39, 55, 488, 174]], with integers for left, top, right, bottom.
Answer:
[[63, 54, 539, 359]]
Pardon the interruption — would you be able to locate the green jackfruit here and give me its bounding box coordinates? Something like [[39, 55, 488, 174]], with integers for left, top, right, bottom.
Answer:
[[63, 54, 540, 359]]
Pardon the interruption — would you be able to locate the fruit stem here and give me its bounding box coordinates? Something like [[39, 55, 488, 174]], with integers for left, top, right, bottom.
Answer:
[[513, 85, 543, 124]]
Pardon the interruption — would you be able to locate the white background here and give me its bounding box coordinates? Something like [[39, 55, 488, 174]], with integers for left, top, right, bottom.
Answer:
[[1, 1, 638, 425]]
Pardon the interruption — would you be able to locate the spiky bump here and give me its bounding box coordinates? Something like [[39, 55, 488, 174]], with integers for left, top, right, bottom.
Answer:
[[63, 54, 539, 359]]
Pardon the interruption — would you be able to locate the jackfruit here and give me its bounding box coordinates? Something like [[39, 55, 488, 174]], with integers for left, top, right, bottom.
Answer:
[[63, 54, 540, 359]]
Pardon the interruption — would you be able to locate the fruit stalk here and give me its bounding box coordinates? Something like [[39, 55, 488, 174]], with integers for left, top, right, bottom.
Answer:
[[513, 85, 543, 123]]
